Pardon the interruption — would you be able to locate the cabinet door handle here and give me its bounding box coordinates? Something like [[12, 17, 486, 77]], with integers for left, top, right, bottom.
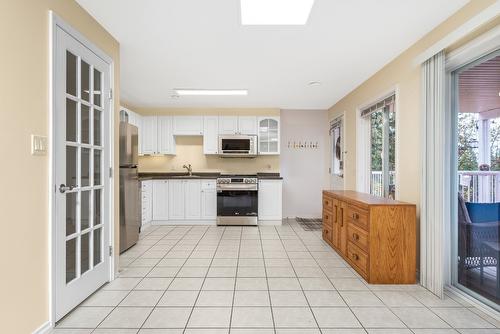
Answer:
[[340, 207, 344, 227], [352, 213, 359, 220], [352, 253, 359, 261], [353, 233, 359, 241]]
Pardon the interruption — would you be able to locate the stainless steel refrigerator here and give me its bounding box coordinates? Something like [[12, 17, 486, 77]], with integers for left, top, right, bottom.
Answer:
[[119, 121, 140, 253]]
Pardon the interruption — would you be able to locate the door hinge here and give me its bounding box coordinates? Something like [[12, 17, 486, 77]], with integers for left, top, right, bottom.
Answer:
[[109, 89, 113, 100], [109, 167, 113, 178], [109, 245, 113, 256]]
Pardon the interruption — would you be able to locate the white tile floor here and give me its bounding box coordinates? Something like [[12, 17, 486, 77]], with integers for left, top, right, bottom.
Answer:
[[53, 219, 500, 334]]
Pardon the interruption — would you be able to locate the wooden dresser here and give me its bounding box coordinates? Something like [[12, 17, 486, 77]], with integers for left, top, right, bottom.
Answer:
[[322, 190, 416, 284]]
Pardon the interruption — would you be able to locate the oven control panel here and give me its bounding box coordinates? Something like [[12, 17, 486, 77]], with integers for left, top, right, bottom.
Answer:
[[217, 177, 258, 184]]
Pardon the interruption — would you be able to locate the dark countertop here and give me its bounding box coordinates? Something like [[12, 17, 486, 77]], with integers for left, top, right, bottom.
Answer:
[[139, 172, 283, 180], [138, 172, 220, 180], [256, 172, 283, 180]]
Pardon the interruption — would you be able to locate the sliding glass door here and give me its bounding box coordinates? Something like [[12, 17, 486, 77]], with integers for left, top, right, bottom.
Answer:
[[452, 50, 500, 310]]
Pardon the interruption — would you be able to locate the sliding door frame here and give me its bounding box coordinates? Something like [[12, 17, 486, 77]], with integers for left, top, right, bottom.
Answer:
[[444, 25, 500, 314]]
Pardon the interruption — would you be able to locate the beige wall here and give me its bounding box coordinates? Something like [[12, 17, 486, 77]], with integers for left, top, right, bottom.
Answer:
[[131, 108, 281, 173], [0, 0, 120, 333], [328, 0, 498, 210]]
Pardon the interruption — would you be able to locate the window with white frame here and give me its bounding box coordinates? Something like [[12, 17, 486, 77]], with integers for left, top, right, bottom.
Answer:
[[361, 94, 396, 199], [330, 116, 343, 177]]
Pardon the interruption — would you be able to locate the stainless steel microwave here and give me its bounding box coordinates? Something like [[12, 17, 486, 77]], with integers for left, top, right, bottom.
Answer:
[[218, 135, 257, 157]]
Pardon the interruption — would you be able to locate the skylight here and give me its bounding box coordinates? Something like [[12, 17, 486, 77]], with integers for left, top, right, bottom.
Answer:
[[240, 0, 315, 25]]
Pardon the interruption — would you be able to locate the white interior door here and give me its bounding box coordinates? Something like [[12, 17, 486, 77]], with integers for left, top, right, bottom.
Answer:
[[54, 26, 111, 321]]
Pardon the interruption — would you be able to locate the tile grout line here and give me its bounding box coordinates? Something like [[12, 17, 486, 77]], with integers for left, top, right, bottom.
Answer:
[[274, 223, 324, 333], [259, 225, 278, 334], [87, 225, 185, 332], [181, 225, 228, 333]]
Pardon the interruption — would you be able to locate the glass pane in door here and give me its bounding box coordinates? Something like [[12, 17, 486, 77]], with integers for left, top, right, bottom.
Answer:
[[66, 146, 77, 187], [81, 148, 90, 187], [93, 228, 102, 265], [66, 99, 77, 142], [94, 189, 102, 227], [94, 109, 101, 146], [81, 104, 90, 144], [81, 191, 90, 230], [66, 237, 77, 283], [81, 60, 90, 102], [93, 68, 102, 107], [66, 192, 77, 236], [94, 149, 101, 186], [455, 52, 500, 308], [66, 51, 77, 96], [81, 232, 90, 274]]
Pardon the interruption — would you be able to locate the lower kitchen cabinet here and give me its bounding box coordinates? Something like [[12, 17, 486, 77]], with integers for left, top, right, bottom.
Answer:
[[201, 181, 217, 220], [152, 179, 169, 220], [185, 180, 202, 219], [141, 180, 153, 225], [258, 179, 282, 221], [168, 180, 185, 220]]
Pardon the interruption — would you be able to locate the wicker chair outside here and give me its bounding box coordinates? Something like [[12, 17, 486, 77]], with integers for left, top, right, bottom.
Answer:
[[458, 193, 499, 282]]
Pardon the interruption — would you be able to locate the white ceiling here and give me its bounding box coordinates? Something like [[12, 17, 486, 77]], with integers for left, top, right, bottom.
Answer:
[[76, 0, 468, 109]]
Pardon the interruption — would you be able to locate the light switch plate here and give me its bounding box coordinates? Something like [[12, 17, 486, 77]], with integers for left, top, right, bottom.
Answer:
[[31, 135, 48, 156]]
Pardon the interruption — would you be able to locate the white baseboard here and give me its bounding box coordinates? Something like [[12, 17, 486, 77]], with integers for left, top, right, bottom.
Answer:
[[152, 220, 216, 226], [32, 321, 51, 334]]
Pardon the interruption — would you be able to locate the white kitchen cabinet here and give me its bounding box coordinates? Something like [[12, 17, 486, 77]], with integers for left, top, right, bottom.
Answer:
[[158, 116, 175, 154], [152, 179, 169, 220], [141, 116, 158, 155], [218, 116, 238, 135], [203, 116, 219, 154], [219, 116, 257, 135], [141, 180, 152, 225], [258, 117, 280, 155], [201, 180, 217, 220], [168, 180, 185, 220], [173, 116, 203, 136], [238, 116, 257, 135], [185, 180, 202, 220], [258, 179, 282, 221]]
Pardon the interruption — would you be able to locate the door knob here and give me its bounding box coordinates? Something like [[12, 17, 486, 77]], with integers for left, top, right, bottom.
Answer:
[[59, 184, 76, 193]]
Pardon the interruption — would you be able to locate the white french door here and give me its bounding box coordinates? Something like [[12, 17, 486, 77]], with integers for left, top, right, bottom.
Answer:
[[54, 25, 111, 321]]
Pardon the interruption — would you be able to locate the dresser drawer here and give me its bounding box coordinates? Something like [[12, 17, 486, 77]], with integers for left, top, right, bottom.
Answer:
[[323, 210, 333, 227], [322, 224, 333, 243], [347, 223, 369, 252], [323, 195, 334, 212], [347, 242, 368, 275], [347, 204, 369, 230]]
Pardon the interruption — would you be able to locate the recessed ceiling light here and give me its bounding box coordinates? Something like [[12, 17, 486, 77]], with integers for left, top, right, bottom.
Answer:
[[308, 81, 321, 86], [241, 0, 315, 25], [174, 89, 248, 96]]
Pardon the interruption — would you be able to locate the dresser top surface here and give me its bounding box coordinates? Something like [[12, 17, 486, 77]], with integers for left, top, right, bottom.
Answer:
[[323, 190, 415, 206]]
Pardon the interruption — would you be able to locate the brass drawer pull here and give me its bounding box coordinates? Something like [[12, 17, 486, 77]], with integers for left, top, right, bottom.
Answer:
[[352, 213, 359, 220], [352, 253, 359, 261], [353, 233, 359, 241]]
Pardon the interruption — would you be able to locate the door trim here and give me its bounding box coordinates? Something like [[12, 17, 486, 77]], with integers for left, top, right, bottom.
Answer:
[[49, 11, 115, 328], [444, 26, 500, 312]]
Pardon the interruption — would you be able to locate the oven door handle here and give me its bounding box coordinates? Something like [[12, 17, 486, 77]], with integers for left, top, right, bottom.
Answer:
[[217, 184, 258, 191]]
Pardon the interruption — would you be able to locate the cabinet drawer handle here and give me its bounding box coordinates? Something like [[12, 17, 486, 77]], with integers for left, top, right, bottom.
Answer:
[[352, 213, 359, 220], [325, 214, 329, 220], [353, 233, 359, 241], [352, 253, 359, 261]]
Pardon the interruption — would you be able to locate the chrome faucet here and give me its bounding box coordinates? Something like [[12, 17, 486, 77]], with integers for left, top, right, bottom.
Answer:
[[182, 164, 193, 176]]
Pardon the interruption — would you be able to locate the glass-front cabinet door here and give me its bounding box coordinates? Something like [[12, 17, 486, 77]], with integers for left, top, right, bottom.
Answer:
[[258, 117, 280, 155]]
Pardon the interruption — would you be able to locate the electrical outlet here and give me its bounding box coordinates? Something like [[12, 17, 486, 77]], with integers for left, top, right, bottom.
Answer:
[[31, 135, 47, 156]]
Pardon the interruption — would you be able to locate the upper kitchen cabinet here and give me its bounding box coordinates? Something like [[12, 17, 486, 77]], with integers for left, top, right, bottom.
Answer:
[[219, 116, 257, 135], [203, 116, 219, 154], [141, 116, 175, 155], [218, 116, 238, 135], [141, 116, 158, 155], [238, 116, 258, 135], [173, 116, 203, 136], [258, 116, 280, 155], [158, 116, 175, 154]]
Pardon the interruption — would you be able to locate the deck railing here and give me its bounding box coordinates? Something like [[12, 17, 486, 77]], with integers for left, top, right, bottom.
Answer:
[[370, 171, 395, 198], [458, 171, 500, 203]]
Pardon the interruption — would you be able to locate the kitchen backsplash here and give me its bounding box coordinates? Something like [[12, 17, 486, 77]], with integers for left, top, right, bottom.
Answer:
[[138, 136, 280, 173]]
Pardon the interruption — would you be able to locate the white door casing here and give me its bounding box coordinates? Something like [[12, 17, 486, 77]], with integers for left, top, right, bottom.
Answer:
[[53, 22, 112, 321]]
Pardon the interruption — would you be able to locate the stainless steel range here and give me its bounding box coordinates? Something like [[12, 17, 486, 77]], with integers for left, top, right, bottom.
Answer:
[[216, 175, 258, 226]]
